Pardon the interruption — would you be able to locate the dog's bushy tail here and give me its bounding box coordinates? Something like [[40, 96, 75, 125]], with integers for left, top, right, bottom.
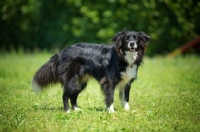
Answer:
[[32, 54, 59, 92]]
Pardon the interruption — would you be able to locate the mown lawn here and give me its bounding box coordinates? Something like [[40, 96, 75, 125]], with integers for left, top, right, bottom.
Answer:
[[0, 52, 199, 132]]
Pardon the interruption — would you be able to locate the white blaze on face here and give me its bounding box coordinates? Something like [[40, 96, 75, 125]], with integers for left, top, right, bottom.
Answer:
[[128, 41, 137, 52]]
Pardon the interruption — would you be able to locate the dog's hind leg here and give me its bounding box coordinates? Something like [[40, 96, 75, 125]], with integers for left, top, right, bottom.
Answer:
[[63, 85, 80, 113], [70, 93, 81, 111], [63, 90, 71, 113], [70, 82, 87, 111], [62, 75, 80, 113]]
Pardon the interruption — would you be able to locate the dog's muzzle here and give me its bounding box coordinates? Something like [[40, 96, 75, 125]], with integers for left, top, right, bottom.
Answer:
[[128, 41, 137, 52]]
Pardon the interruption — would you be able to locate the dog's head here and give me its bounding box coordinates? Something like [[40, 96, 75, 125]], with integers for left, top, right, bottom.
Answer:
[[112, 30, 150, 57]]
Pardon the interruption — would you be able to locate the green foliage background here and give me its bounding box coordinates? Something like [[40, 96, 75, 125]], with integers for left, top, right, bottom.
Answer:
[[1, 0, 200, 55]]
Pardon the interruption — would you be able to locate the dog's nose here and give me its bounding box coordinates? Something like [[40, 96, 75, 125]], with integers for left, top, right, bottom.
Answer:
[[130, 42, 137, 48], [130, 42, 135, 46]]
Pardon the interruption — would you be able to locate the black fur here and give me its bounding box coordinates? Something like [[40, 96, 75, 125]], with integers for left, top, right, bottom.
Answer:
[[32, 30, 150, 112]]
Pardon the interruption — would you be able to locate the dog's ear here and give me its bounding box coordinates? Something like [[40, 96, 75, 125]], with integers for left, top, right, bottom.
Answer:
[[112, 31, 126, 57], [112, 31, 125, 42], [137, 31, 150, 46]]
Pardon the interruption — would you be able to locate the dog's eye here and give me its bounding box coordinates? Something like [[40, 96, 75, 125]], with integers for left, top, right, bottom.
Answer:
[[126, 36, 130, 40], [133, 35, 138, 40]]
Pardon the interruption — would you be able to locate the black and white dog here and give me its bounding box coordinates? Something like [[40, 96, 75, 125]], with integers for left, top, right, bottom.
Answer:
[[32, 30, 150, 113]]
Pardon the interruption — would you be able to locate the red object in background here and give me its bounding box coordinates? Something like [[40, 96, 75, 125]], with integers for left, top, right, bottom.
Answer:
[[181, 37, 200, 53], [168, 36, 200, 57]]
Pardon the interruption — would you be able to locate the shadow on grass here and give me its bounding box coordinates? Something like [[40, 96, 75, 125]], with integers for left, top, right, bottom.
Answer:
[[32, 103, 107, 113], [86, 107, 105, 112], [32, 104, 63, 112], [40, 106, 63, 111]]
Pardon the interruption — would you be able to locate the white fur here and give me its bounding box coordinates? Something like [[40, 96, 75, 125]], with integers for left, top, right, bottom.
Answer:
[[124, 51, 138, 65], [66, 109, 71, 113], [121, 64, 137, 80], [123, 102, 130, 111], [73, 107, 81, 111], [66, 107, 81, 113], [116, 51, 138, 111], [128, 41, 137, 50], [116, 55, 137, 89], [107, 104, 115, 113]]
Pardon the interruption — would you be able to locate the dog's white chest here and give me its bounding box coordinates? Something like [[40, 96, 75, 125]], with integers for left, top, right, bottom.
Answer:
[[118, 51, 138, 87], [124, 51, 138, 64], [116, 65, 137, 89], [121, 64, 137, 82], [122, 51, 138, 80]]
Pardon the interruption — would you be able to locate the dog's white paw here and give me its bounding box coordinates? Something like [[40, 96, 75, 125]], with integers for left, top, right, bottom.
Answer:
[[66, 109, 71, 114], [124, 102, 130, 111], [73, 107, 81, 111], [107, 104, 115, 113]]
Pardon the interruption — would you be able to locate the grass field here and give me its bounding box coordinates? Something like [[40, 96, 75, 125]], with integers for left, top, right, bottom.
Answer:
[[0, 52, 200, 132]]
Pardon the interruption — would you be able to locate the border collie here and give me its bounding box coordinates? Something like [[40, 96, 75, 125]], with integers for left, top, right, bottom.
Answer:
[[32, 30, 150, 113]]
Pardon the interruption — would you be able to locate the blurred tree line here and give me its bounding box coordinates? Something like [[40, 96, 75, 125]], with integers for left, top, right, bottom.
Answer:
[[1, 0, 200, 55]]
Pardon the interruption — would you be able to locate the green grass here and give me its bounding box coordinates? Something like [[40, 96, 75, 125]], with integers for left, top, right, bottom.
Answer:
[[0, 52, 200, 132]]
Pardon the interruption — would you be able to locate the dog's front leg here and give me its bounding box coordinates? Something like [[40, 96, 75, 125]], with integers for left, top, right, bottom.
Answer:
[[119, 82, 132, 111], [124, 84, 131, 110], [100, 77, 116, 113], [105, 88, 115, 113]]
